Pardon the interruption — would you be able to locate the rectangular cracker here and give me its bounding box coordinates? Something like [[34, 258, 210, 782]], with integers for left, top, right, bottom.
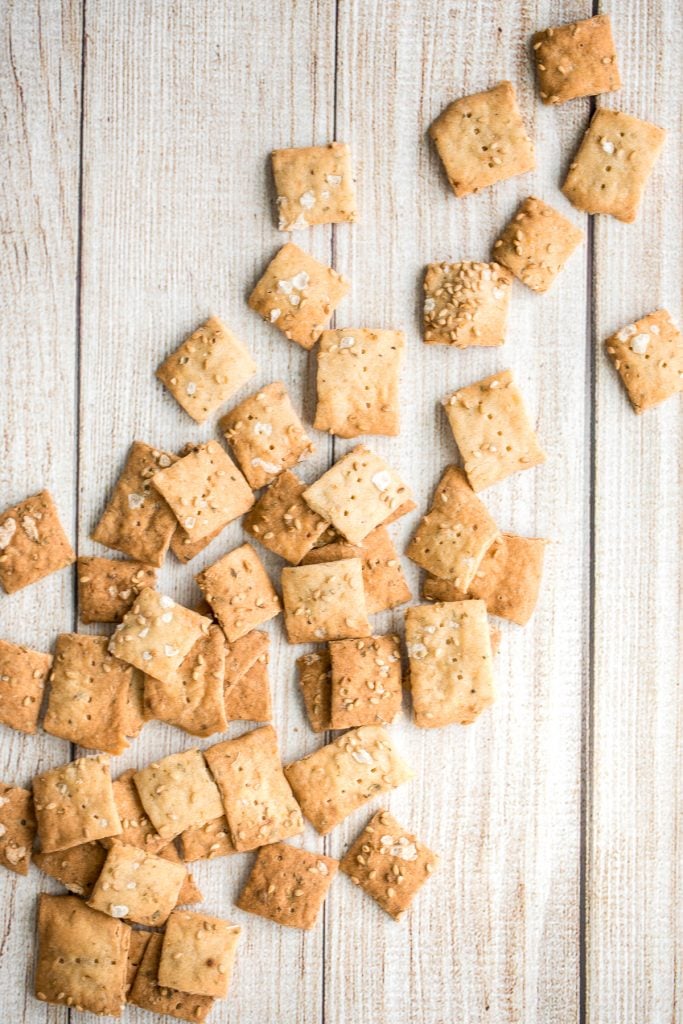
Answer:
[[243, 469, 329, 564], [129, 931, 214, 1022], [133, 749, 224, 842], [0, 490, 75, 594], [91, 441, 178, 566], [204, 725, 303, 852], [405, 600, 495, 727], [284, 725, 414, 834], [103, 768, 166, 854], [34, 840, 107, 897], [329, 635, 402, 728], [423, 261, 513, 348], [33, 753, 121, 853], [532, 14, 620, 104], [302, 525, 411, 613], [158, 910, 240, 997], [296, 651, 332, 733], [272, 141, 357, 230], [605, 308, 683, 413], [468, 532, 547, 625], [180, 815, 236, 862], [223, 630, 272, 722], [0, 781, 36, 875], [237, 842, 338, 930], [281, 557, 370, 643], [195, 543, 281, 642], [109, 588, 211, 682], [88, 842, 186, 926], [0, 639, 52, 734], [314, 329, 404, 437], [77, 556, 157, 624], [492, 196, 584, 293]]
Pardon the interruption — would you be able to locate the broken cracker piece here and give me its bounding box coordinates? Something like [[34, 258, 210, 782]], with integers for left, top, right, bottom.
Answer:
[[296, 651, 332, 733], [0, 781, 36, 875]]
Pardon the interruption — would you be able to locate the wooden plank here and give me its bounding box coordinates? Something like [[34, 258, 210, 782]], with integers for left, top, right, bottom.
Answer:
[[325, 2, 590, 1022], [0, 1, 82, 1021], [589, 2, 683, 1021]]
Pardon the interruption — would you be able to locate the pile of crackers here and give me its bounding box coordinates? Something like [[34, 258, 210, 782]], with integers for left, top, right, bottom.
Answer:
[[1, 12, 682, 1021]]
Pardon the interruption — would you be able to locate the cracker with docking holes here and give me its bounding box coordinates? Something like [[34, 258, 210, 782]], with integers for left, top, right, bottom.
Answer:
[[34, 840, 107, 897], [296, 650, 332, 733], [158, 910, 241, 997], [272, 141, 357, 230], [77, 555, 158, 624], [0, 489, 75, 594], [196, 543, 281, 642], [0, 638, 52, 735], [109, 588, 211, 682], [493, 196, 583, 292], [128, 930, 214, 1022], [237, 842, 338, 930], [532, 14, 621, 104], [33, 753, 121, 853], [88, 841, 186, 927], [282, 557, 370, 643], [133, 749, 224, 842], [604, 308, 683, 413], [223, 630, 272, 722], [423, 262, 512, 348], [329, 635, 402, 728], [243, 469, 329, 564], [0, 781, 36, 875]]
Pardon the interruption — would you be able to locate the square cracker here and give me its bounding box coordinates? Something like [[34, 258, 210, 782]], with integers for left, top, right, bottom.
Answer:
[[281, 557, 370, 643], [243, 469, 329, 564], [159, 910, 240, 997], [272, 141, 357, 230], [219, 381, 314, 489], [0, 781, 36, 875], [237, 842, 338, 930], [77, 556, 158, 624], [0, 639, 52, 734], [35, 894, 130, 1017], [429, 81, 535, 198], [406, 466, 499, 591], [88, 842, 186, 926], [152, 440, 254, 542], [468, 532, 546, 625], [91, 441, 178, 567], [156, 315, 257, 423], [443, 370, 546, 491], [314, 329, 404, 437], [329, 635, 402, 729], [103, 768, 166, 854], [423, 262, 512, 348], [493, 196, 584, 292], [248, 242, 350, 350], [406, 600, 495, 727], [204, 725, 303, 852], [129, 931, 214, 1022], [33, 753, 121, 853], [133, 749, 224, 842], [562, 108, 665, 223], [0, 490, 75, 594], [303, 444, 412, 546], [532, 14, 621, 105], [340, 809, 438, 921], [297, 651, 332, 733], [195, 543, 281, 643], [181, 816, 236, 862], [223, 630, 272, 722], [34, 840, 107, 897], [284, 725, 414, 835], [143, 624, 228, 738], [605, 308, 683, 413], [43, 634, 134, 755], [126, 929, 152, 997], [109, 588, 211, 682]]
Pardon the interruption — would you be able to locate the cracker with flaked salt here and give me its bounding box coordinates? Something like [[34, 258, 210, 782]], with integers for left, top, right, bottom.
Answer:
[[423, 261, 512, 348], [77, 556, 158, 624], [223, 630, 271, 722], [244, 469, 329, 564], [282, 557, 370, 643], [605, 309, 683, 413], [272, 141, 357, 231], [133, 749, 224, 842], [493, 196, 583, 292], [0, 781, 35, 875], [109, 588, 211, 682], [33, 753, 121, 853], [0, 490, 75, 594], [297, 651, 332, 733], [128, 930, 214, 1022], [329, 635, 402, 728], [532, 14, 620, 105], [159, 910, 241, 997], [181, 816, 236, 862], [144, 624, 227, 738], [34, 840, 107, 897], [196, 543, 281, 642], [0, 639, 52, 735], [237, 842, 338, 930], [88, 842, 186, 926]]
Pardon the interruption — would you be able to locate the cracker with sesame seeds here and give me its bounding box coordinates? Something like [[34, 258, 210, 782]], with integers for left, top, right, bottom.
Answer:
[[102, 768, 167, 854], [248, 242, 350, 350], [406, 466, 499, 591], [423, 261, 513, 348], [128, 930, 215, 1022], [35, 894, 131, 1017], [219, 381, 315, 489], [109, 588, 211, 682], [223, 630, 272, 722], [33, 753, 121, 853], [126, 929, 152, 998], [532, 14, 621, 105], [284, 725, 414, 835], [34, 839, 107, 897], [329, 635, 402, 729], [143, 624, 228, 738], [406, 600, 495, 728], [314, 328, 404, 437], [88, 841, 186, 926], [159, 842, 204, 906], [181, 815, 236, 862], [0, 781, 36, 875], [133, 749, 224, 842], [0, 638, 52, 735], [43, 634, 135, 755], [468, 532, 547, 625], [92, 441, 178, 567], [243, 469, 329, 564], [429, 81, 535, 198], [205, 725, 304, 852], [196, 543, 281, 642], [443, 370, 546, 491], [303, 444, 412, 546], [237, 842, 338, 930], [281, 557, 371, 643], [302, 525, 411, 613], [77, 555, 158, 624], [170, 520, 225, 563], [605, 308, 683, 413], [296, 651, 332, 732], [0, 489, 75, 594], [156, 315, 257, 423], [158, 910, 241, 997], [272, 141, 357, 231], [493, 196, 584, 293], [562, 108, 665, 223], [340, 809, 438, 921]]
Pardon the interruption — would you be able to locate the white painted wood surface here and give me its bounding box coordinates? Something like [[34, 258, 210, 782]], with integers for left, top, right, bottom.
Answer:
[[0, 2, 680, 1023]]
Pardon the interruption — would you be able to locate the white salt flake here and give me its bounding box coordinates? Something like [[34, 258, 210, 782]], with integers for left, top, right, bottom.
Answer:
[[0, 518, 17, 550], [251, 457, 281, 475], [339, 336, 356, 349], [110, 905, 129, 918], [351, 748, 373, 765], [631, 333, 650, 355], [128, 493, 144, 510], [408, 642, 427, 660], [270, 308, 281, 322], [616, 324, 637, 342], [423, 298, 436, 314], [164, 644, 179, 658], [601, 138, 615, 154], [21, 515, 39, 542], [159, 595, 175, 609], [186, 382, 197, 396], [371, 470, 391, 492], [299, 190, 316, 209], [326, 174, 342, 186], [253, 421, 273, 436]]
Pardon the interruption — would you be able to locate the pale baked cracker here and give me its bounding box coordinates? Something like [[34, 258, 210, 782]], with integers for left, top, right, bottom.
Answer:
[[195, 543, 281, 642], [33, 753, 121, 853], [0, 638, 52, 734], [237, 842, 338, 930], [159, 910, 241, 997], [423, 262, 512, 348], [532, 14, 621, 104], [0, 781, 35, 875], [181, 815, 236, 862], [224, 630, 272, 722], [109, 588, 211, 682], [243, 468, 329, 564], [493, 196, 583, 292], [133, 749, 224, 842], [281, 557, 370, 643], [469, 532, 547, 625], [88, 841, 186, 926], [0, 490, 75, 594], [604, 308, 683, 413], [129, 930, 214, 1022], [34, 840, 107, 897], [272, 141, 357, 230], [296, 651, 332, 733], [144, 624, 228, 738], [77, 555, 157, 624], [329, 635, 402, 729], [103, 768, 166, 854]]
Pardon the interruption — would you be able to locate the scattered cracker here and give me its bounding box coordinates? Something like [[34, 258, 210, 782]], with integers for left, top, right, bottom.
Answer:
[[156, 315, 257, 422], [302, 525, 411, 613], [443, 370, 546, 491], [170, 520, 225, 563], [237, 842, 338, 930], [0, 639, 52, 734], [296, 651, 332, 733], [406, 600, 495, 727], [429, 81, 535, 198], [314, 329, 404, 437], [88, 841, 186, 926], [181, 816, 236, 862], [329, 635, 402, 728], [493, 196, 583, 292], [468, 532, 547, 625], [133, 749, 224, 842], [605, 308, 683, 413], [562, 108, 665, 223], [0, 781, 35, 875], [421, 574, 468, 603], [109, 588, 211, 682], [77, 556, 157, 624], [281, 557, 370, 643], [144, 624, 228, 738], [103, 768, 166, 854], [34, 840, 107, 897], [205, 725, 303, 852], [0, 490, 74, 594], [159, 842, 204, 906], [532, 14, 621, 105], [223, 630, 272, 722], [340, 809, 438, 920], [423, 262, 512, 348], [243, 469, 329, 564], [272, 141, 357, 230], [285, 725, 413, 834], [159, 910, 240, 997], [129, 930, 214, 1022], [33, 753, 121, 853], [196, 543, 281, 642]]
